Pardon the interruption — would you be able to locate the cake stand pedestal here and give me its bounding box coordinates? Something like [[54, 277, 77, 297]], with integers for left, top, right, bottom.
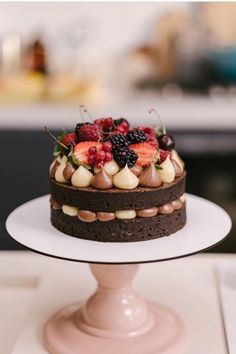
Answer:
[[6, 194, 231, 354]]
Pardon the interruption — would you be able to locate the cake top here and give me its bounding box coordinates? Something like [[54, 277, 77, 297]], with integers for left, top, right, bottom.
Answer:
[[48, 108, 185, 190]]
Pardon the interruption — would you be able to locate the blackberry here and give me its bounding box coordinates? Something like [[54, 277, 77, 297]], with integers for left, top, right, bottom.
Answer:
[[114, 118, 129, 128], [109, 134, 128, 149], [126, 129, 147, 144], [113, 147, 138, 168]]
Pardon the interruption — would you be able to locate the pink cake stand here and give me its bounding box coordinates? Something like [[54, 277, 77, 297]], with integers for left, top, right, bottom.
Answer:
[[6, 194, 231, 354]]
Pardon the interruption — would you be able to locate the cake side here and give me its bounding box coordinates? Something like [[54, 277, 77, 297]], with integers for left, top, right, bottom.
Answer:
[[51, 203, 186, 242]]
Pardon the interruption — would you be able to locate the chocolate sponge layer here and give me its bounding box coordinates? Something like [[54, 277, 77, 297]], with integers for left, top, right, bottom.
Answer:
[[50, 172, 186, 212], [51, 204, 186, 242]]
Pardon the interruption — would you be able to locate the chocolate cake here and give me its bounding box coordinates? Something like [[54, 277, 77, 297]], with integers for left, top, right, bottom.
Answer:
[[48, 110, 186, 242]]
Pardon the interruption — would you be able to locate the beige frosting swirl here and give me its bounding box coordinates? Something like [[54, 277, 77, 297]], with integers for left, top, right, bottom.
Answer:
[[113, 165, 139, 189], [138, 163, 162, 188], [171, 159, 182, 177], [91, 169, 113, 189]]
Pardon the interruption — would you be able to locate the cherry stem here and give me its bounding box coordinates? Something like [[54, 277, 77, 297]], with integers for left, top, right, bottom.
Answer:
[[148, 108, 166, 134], [79, 105, 85, 122], [44, 126, 69, 150], [81, 105, 93, 122]]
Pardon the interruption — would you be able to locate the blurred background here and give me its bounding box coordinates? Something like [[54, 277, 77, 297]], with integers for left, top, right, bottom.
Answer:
[[1, 2, 235, 251]]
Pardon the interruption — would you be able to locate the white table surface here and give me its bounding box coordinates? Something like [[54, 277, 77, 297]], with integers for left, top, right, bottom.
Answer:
[[0, 251, 234, 354]]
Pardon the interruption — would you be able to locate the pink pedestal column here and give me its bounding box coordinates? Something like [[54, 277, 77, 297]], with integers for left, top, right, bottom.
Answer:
[[44, 264, 188, 354]]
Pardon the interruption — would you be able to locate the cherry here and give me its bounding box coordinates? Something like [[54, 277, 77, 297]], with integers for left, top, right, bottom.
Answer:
[[88, 155, 95, 165], [158, 134, 175, 151]]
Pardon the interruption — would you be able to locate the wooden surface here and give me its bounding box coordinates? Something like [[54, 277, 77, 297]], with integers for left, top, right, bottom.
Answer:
[[0, 251, 234, 354]]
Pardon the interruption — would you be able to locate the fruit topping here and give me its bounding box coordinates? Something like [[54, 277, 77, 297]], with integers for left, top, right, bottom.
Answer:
[[126, 129, 147, 144], [109, 134, 129, 149], [158, 134, 175, 151], [73, 141, 100, 165], [129, 142, 157, 167], [112, 147, 138, 168], [77, 124, 103, 142], [62, 133, 77, 148], [159, 149, 170, 163], [102, 141, 112, 152]]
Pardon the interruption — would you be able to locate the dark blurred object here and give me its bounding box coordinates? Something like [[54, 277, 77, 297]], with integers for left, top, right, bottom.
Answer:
[[206, 48, 236, 84], [25, 38, 48, 75]]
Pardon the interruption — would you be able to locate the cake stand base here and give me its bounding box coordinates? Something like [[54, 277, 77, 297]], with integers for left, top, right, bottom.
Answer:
[[44, 264, 187, 354]]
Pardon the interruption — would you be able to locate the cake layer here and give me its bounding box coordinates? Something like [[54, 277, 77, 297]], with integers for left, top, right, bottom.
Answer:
[[50, 172, 186, 212], [51, 203, 186, 242]]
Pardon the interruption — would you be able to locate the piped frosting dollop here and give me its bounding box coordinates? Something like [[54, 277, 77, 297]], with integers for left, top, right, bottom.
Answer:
[[113, 165, 139, 189], [91, 169, 113, 189], [138, 163, 162, 187]]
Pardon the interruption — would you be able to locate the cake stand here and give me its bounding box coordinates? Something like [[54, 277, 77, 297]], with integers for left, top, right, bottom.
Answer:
[[6, 194, 231, 354]]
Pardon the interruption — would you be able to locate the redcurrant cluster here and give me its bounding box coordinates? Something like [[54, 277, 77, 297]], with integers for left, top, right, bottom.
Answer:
[[88, 141, 113, 168]]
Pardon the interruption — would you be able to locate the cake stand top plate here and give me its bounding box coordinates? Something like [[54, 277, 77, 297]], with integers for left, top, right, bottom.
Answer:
[[6, 194, 231, 264]]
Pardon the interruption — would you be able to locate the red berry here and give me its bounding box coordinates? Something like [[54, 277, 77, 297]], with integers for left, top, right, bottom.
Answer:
[[94, 118, 102, 126], [116, 126, 125, 134], [159, 149, 170, 163], [88, 155, 95, 165], [102, 141, 112, 152], [120, 121, 129, 129], [95, 150, 106, 161], [88, 146, 97, 155], [158, 134, 175, 151], [95, 160, 105, 168], [78, 124, 103, 142], [147, 135, 158, 148], [73, 141, 100, 165], [103, 117, 113, 127], [105, 152, 113, 162], [62, 132, 77, 147]]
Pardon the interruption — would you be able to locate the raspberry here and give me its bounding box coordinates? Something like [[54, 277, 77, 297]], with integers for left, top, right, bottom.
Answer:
[[126, 129, 147, 144], [62, 133, 77, 147], [159, 149, 170, 163], [78, 124, 103, 142]]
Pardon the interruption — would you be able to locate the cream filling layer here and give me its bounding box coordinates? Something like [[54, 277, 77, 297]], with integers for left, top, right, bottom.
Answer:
[[51, 194, 185, 222]]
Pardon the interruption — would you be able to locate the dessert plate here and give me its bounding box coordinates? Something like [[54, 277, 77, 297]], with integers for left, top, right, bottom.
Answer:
[[6, 194, 231, 264]]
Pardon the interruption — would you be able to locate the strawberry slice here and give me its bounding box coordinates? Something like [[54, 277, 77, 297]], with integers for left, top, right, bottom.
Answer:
[[159, 149, 170, 163], [73, 141, 101, 165], [129, 142, 158, 167]]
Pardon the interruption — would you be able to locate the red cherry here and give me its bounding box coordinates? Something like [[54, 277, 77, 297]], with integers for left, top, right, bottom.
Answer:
[[102, 141, 112, 152], [88, 146, 97, 155], [94, 118, 102, 126], [116, 126, 125, 134], [105, 152, 113, 162], [95, 150, 106, 161], [103, 117, 113, 127]]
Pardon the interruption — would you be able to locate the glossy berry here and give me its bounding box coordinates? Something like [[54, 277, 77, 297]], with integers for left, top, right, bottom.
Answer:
[[62, 133, 77, 147], [105, 152, 113, 162], [88, 154, 95, 165], [112, 147, 137, 168], [78, 124, 103, 142], [146, 135, 158, 148], [158, 134, 175, 151], [88, 146, 97, 155], [109, 134, 129, 149], [159, 149, 170, 163], [137, 125, 156, 137], [102, 141, 112, 152], [114, 118, 129, 128], [126, 129, 147, 145], [95, 150, 106, 161]]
